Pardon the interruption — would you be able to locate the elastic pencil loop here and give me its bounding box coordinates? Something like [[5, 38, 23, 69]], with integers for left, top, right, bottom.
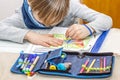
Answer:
[[83, 24, 93, 36]]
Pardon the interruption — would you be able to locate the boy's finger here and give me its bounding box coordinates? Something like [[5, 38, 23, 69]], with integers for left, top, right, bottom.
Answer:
[[37, 41, 50, 47], [68, 29, 75, 38], [47, 40, 59, 47], [44, 34, 54, 37], [65, 28, 72, 38], [65, 30, 69, 38], [54, 39, 63, 45]]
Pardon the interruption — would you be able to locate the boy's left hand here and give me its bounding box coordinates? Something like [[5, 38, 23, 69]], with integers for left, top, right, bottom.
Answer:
[[65, 24, 92, 40]]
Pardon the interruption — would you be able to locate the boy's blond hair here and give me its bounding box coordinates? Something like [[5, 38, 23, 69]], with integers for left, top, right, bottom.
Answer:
[[28, 0, 69, 27]]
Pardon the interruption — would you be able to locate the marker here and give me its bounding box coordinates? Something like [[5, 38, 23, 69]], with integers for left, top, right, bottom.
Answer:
[[80, 58, 89, 73], [20, 56, 28, 70], [22, 54, 34, 72], [86, 59, 96, 73], [25, 54, 37, 72], [29, 56, 40, 71]]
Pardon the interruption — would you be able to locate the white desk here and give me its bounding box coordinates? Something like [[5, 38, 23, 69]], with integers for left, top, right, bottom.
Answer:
[[99, 28, 120, 54], [0, 40, 29, 53]]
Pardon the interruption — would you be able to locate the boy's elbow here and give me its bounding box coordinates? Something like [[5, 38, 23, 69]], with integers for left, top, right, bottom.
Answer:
[[105, 15, 113, 29]]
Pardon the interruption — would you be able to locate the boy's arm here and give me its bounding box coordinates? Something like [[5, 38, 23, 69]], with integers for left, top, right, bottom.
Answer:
[[0, 9, 30, 43], [70, 0, 113, 33]]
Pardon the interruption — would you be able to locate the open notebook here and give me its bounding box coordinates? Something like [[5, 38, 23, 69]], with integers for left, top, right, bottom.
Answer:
[[26, 27, 108, 53]]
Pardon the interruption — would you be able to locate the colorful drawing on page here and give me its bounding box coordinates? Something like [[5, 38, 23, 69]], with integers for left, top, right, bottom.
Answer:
[[50, 34, 92, 51]]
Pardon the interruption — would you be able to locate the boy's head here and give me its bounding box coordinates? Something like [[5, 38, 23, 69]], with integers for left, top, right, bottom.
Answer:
[[28, 0, 69, 27]]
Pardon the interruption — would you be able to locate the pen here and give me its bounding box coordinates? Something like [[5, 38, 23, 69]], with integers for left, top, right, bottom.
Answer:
[[20, 56, 28, 70], [29, 56, 40, 71], [80, 58, 89, 73], [22, 54, 34, 72], [26, 54, 37, 71], [86, 59, 96, 73]]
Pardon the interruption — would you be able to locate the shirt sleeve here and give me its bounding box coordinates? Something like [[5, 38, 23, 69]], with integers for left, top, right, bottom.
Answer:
[[70, 0, 113, 33], [0, 9, 30, 43]]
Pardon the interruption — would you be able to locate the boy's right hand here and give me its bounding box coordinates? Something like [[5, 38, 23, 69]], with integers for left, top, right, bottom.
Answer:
[[24, 31, 63, 47]]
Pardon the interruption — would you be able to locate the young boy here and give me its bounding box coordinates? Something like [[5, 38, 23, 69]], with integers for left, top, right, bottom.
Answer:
[[0, 0, 112, 47]]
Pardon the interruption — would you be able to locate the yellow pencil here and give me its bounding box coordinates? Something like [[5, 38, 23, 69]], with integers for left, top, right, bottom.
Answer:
[[86, 59, 96, 73]]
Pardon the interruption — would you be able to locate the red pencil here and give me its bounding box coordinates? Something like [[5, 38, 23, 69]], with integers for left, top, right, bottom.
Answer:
[[80, 58, 89, 73]]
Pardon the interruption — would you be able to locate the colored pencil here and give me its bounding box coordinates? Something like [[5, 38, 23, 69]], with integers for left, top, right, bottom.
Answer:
[[80, 58, 89, 73], [86, 59, 96, 73]]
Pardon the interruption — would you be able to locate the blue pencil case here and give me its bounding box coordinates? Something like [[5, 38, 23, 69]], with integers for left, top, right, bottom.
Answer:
[[11, 48, 114, 79]]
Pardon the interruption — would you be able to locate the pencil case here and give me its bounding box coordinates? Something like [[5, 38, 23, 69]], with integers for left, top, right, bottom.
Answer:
[[10, 48, 114, 79]]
